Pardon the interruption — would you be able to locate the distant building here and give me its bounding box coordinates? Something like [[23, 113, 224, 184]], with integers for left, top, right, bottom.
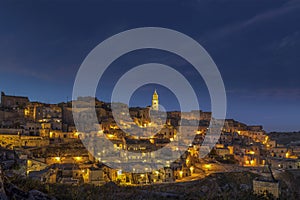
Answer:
[[83, 164, 113, 186], [151, 89, 159, 111], [1, 92, 29, 108], [0, 134, 49, 149], [269, 158, 300, 169], [253, 179, 280, 199], [85, 167, 106, 186], [253, 165, 280, 198]]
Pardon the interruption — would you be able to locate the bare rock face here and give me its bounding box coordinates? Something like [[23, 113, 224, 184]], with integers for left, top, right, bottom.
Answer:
[[104, 181, 118, 189], [28, 190, 55, 200], [4, 181, 29, 200], [0, 166, 8, 200], [1, 166, 55, 200], [4, 182, 56, 200]]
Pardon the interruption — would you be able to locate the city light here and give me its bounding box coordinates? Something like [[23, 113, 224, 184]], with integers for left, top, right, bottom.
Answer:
[[286, 152, 289, 158], [106, 134, 114, 139], [74, 157, 82, 161], [55, 157, 61, 162], [179, 171, 183, 178], [117, 170, 122, 176], [190, 166, 194, 174], [204, 164, 211, 169], [248, 151, 255, 155]]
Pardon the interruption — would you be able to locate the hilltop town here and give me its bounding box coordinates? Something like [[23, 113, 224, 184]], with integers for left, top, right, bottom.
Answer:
[[0, 91, 299, 199]]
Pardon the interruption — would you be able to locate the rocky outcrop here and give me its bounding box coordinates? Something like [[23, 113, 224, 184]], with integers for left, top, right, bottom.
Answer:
[[0, 165, 55, 200], [0, 166, 8, 200], [4, 182, 56, 200], [28, 190, 55, 200]]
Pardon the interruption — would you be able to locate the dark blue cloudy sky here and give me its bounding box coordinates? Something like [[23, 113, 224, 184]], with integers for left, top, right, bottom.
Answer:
[[0, 0, 299, 132]]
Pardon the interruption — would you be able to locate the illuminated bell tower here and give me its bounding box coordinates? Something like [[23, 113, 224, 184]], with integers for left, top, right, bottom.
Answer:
[[152, 89, 159, 111]]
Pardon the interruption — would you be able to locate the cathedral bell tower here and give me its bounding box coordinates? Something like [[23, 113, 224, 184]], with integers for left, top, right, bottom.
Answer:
[[152, 89, 159, 111]]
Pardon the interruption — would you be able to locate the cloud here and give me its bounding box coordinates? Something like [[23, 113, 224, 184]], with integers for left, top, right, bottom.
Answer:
[[241, 0, 300, 26], [201, 0, 300, 41], [228, 88, 300, 99], [278, 31, 300, 48], [0, 62, 77, 84]]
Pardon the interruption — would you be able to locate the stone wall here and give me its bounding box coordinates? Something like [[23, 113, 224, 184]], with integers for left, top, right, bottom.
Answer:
[[253, 179, 280, 198]]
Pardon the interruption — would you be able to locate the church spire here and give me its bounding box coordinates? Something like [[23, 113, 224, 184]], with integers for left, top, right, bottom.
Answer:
[[152, 89, 159, 111]]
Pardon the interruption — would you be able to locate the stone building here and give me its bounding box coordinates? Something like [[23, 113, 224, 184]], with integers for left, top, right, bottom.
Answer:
[[158, 125, 176, 139], [1, 92, 29, 108], [253, 165, 280, 198], [269, 158, 300, 169], [253, 179, 280, 198], [85, 167, 106, 185], [0, 134, 49, 148]]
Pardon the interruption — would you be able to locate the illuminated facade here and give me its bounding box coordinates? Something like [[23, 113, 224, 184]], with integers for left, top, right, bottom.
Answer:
[[151, 89, 159, 111]]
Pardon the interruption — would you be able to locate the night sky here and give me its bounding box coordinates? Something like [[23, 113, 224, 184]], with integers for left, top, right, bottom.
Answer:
[[0, 0, 300, 132]]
